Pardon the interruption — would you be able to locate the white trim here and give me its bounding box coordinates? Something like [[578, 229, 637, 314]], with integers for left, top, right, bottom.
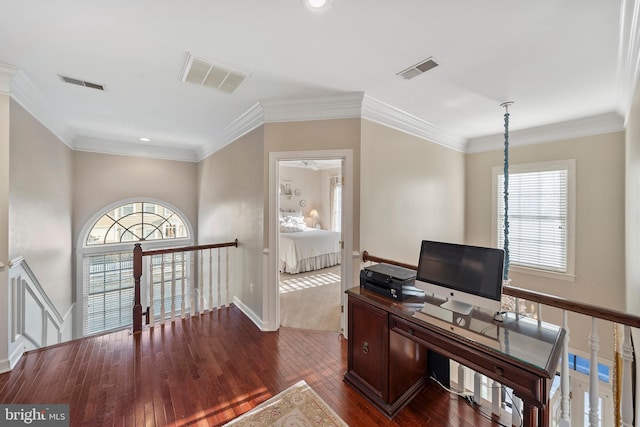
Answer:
[[232, 296, 265, 330], [268, 150, 353, 334], [198, 102, 264, 161], [0, 62, 19, 94], [492, 159, 577, 280], [361, 94, 466, 152], [262, 93, 364, 123], [74, 137, 199, 163], [1, 64, 633, 161], [75, 197, 196, 338], [0, 62, 75, 148], [617, 0, 640, 125], [468, 112, 624, 153], [9, 256, 64, 324]]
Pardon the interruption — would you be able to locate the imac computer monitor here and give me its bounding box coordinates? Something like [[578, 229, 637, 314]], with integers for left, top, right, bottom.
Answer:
[[415, 240, 505, 315]]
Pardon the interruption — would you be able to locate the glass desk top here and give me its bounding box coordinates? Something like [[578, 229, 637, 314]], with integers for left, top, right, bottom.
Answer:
[[347, 286, 565, 375]]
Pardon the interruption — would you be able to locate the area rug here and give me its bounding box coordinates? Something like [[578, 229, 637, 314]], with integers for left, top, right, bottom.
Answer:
[[224, 380, 348, 426]]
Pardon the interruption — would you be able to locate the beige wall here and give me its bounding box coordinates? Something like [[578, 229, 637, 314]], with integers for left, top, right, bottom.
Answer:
[[73, 151, 198, 247], [626, 80, 640, 419], [9, 100, 74, 313], [466, 132, 626, 357], [0, 96, 8, 268], [626, 84, 640, 316], [198, 126, 265, 317], [360, 120, 465, 265], [0, 95, 9, 363], [264, 118, 361, 249], [278, 165, 323, 219]]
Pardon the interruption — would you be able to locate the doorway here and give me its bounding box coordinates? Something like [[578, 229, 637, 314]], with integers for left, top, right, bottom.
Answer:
[[267, 150, 354, 335], [278, 158, 343, 332]]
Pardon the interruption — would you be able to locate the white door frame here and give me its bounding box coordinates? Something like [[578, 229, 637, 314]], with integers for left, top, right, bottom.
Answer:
[[266, 149, 353, 333]]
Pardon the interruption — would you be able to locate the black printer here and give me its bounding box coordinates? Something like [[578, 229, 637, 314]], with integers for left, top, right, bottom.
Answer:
[[360, 263, 424, 301]]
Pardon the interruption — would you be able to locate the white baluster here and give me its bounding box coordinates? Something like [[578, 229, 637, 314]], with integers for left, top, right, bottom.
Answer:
[[457, 364, 466, 393], [170, 253, 176, 322], [149, 257, 154, 324], [208, 248, 213, 312], [160, 255, 166, 322], [180, 254, 186, 318], [537, 303, 542, 323], [511, 394, 522, 426], [474, 372, 482, 406], [199, 250, 204, 315], [190, 252, 195, 316], [491, 380, 501, 416], [620, 325, 634, 427], [217, 248, 221, 309], [559, 310, 571, 427], [588, 317, 600, 427], [515, 297, 520, 319]]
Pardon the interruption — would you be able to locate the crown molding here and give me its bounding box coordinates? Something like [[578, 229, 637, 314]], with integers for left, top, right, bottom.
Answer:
[[0, 62, 76, 148], [0, 63, 19, 94], [198, 102, 264, 161], [361, 95, 466, 152], [466, 112, 625, 153], [75, 137, 199, 162], [616, 0, 640, 125], [261, 92, 365, 123]]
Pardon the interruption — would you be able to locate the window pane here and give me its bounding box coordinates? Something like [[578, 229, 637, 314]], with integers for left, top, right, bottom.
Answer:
[[86, 201, 189, 245], [497, 168, 568, 273], [84, 251, 134, 335]]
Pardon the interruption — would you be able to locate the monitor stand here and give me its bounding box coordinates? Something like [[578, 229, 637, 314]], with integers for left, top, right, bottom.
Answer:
[[440, 299, 473, 316]]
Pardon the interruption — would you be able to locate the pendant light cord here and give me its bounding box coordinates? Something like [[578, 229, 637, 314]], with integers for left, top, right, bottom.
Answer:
[[501, 102, 513, 281]]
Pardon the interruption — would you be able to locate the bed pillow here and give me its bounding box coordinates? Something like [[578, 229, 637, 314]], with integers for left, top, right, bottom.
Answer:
[[280, 222, 306, 233]]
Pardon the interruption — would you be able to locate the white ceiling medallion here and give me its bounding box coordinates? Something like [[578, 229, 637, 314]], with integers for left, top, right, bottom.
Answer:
[[301, 0, 333, 14], [181, 53, 250, 94]]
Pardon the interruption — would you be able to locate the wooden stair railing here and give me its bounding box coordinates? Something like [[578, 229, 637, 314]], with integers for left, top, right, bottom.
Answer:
[[362, 251, 639, 427], [133, 239, 238, 333]]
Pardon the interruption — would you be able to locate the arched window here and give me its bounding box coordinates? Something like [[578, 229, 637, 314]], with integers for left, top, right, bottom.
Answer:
[[86, 201, 188, 245], [80, 200, 192, 336]]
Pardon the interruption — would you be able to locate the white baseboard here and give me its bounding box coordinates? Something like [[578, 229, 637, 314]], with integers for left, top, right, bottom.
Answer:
[[232, 296, 267, 330]]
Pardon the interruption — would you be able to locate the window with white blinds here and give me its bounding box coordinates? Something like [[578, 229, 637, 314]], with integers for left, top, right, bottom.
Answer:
[[81, 200, 192, 336], [84, 252, 134, 335], [494, 160, 575, 278]]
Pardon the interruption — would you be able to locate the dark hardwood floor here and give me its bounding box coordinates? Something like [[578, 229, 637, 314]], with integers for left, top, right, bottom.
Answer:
[[0, 306, 502, 426]]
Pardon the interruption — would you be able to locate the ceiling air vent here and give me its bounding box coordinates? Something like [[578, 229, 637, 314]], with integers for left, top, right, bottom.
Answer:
[[396, 57, 439, 80], [59, 75, 105, 90], [181, 53, 250, 94]]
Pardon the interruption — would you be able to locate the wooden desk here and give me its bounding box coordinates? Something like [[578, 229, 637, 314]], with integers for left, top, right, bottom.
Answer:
[[343, 287, 564, 427]]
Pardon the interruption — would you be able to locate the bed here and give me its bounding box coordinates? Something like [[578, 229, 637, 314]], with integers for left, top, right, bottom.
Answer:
[[279, 211, 341, 274]]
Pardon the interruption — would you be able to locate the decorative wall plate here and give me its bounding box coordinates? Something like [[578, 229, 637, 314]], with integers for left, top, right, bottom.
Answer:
[[299, 199, 306, 207], [294, 188, 301, 196]]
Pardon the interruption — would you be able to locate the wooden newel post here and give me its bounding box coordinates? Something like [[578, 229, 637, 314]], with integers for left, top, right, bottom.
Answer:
[[133, 243, 143, 334]]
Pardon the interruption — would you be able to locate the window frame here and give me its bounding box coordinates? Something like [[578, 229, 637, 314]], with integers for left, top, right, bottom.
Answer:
[[491, 159, 576, 281], [76, 198, 194, 337]]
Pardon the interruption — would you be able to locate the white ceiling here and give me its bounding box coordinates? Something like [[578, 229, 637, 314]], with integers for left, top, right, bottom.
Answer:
[[0, 1, 637, 162]]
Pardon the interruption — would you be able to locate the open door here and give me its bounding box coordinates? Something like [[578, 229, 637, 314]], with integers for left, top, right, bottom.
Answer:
[[267, 150, 353, 335]]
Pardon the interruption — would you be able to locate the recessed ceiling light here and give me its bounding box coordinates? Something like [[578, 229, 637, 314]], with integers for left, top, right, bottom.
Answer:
[[139, 137, 151, 142], [301, 0, 333, 14]]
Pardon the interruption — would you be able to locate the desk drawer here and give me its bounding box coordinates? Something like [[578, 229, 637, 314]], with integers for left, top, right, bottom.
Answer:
[[390, 315, 548, 406]]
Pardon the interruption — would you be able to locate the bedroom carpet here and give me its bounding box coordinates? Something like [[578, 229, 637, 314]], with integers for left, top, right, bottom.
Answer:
[[279, 265, 341, 332]]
